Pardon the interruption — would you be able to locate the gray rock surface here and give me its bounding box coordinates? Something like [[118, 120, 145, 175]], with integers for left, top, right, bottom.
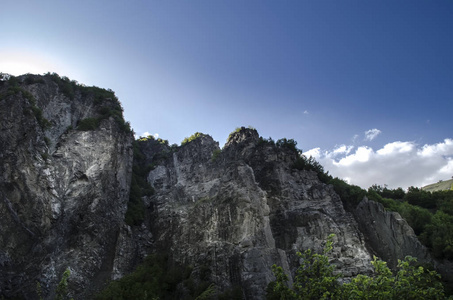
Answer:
[[144, 129, 374, 298], [354, 197, 431, 268], [0, 75, 133, 299], [0, 75, 448, 299]]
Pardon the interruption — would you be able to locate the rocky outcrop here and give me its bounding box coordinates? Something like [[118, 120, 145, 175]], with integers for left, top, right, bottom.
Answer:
[[353, 197, 453, 287], [1, 74, 448, 299], [143, 129, 374, 298], [0, 74, 133, 299], [354, 197, 431, 269]]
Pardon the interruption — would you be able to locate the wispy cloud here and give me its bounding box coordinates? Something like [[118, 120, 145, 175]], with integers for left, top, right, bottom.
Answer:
[[303, 110, 309, 115], [305, 138, 453, 190], [364, 128, 382, 141]]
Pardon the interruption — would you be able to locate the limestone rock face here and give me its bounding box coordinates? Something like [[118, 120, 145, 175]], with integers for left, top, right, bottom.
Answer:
[[0, 75, 133, 299], [144, 128, 374, 299], [354, 197, 430, 269], [0, 75, 446, 299]]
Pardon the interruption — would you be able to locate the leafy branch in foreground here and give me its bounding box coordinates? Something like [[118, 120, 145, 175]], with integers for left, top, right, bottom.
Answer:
[[267, 234, 449, 300]]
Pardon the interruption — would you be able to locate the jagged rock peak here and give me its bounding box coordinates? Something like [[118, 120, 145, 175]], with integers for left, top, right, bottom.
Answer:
[[225, 126, 260, 148], [178, 133, 220, 163]]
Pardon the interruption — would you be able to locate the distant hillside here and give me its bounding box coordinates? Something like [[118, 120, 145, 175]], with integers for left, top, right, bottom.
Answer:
[[422, 179, 453, 192]]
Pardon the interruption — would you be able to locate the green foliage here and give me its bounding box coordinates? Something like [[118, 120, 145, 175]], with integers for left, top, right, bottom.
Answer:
[[365, 186, 453, 260], [194, 283, 216, 300], [398, 202, 432, 235], [77, 118, 100, 131], [366, 189, 403, 212], [15, 87, 52, 129], [405, 186, 436, 209], [292, 155, 331, 183], [46, 73, 78, 100], [24, 74, 45, 85], [211, 149, 221, 161], [45, 72, 132, 133], [96, 254, 210, 300], [41, 152, 49, 161], [36, 282, 44, 300], [181, 132, 206, 146], [276, 138, 301, 155], [338, 256, 446, 300], [369, 184, 406, 199], [125, 175, 147, 226], [268, 236, 448, 300], [294, 234, 340, 299], [125, 140, 155, 226], [227, 126, 253, 143], [31, 105, 52, 129], [258, 136, 276, 146], [420, 211, 453, 259], [268, 234, 340, 300], [8, 75, 19, 86], [55, 268, 72, 300], [217, 286, 243, 300], [0, 84, 52, 129], [329, 177, 366, 209]]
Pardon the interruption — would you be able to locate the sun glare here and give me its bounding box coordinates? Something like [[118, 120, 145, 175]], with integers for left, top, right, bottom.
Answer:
[[0, 51, 59, 76]]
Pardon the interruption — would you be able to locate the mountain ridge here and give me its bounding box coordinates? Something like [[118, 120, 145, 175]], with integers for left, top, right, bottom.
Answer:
[[0, 73, 449, 299]]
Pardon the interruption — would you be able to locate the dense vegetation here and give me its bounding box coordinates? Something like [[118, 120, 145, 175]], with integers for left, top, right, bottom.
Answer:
[[267, 235, 450, 300], [366, 186, 453, 260], [0, 73, 132, 133], [181, 132, 207, 146], [0, 75, 51, 129], [125, 139, 155, 226], [1, 73, 132, 133], [95, 253, 240, 300]]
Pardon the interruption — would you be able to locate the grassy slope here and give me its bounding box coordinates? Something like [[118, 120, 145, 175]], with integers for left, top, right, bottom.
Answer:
[[422, 179, 453, 192]]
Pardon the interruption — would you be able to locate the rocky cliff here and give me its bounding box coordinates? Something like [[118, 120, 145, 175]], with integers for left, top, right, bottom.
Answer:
[[0, 74, 441, 299], [140, 129, 374, 299], [0, 74, 133, 299]]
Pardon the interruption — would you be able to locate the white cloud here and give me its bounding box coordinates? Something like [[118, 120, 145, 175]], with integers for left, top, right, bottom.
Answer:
[[332, 145, 354, 156], [304, 138, 453, 190], [364, 128, 382, 141], [418, 139, 453, 157], [303, 110, 309, 115], [134, 131, 159, 139], [376, 141, 414, 155], [336, 146, 373, 166], [304, 147, 321, 158]]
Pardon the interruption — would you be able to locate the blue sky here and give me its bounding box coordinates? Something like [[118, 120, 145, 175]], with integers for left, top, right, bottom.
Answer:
[[1, 1, 452, 189]]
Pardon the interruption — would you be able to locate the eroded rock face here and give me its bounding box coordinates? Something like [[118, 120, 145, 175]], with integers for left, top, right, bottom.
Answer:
[[144, 129, 374, 299], [1, 75, 444, 299], [0, 75, 133, 299], [354, 197, 430, 269]]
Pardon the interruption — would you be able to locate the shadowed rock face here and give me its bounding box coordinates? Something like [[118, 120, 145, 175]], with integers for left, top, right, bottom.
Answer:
[[0, 75, 133, 299], [144, 128, 373, 299], [354, 197, 430, 269], [0, 75, 439, 299]]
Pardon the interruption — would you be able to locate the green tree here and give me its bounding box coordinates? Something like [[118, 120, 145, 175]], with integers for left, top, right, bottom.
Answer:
[[421, 211, 453, 259], [267, 235, 449, 299], [55, 268, 72, 300], [405, 187, 436, 209], [339, 256, 446, 300], [267, 234, 340, 300]]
